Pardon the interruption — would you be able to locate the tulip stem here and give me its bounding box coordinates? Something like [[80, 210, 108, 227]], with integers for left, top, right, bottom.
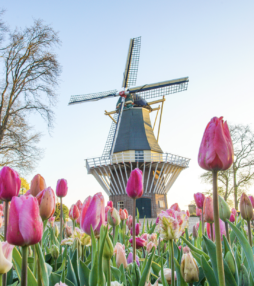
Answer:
[[21, 246, 28, 286], [210, 223, 214, 241], [158, 237, 161, 256], [54, 259, 57, 271], [247, 220, 252, 247], [201, 207, 204, 235], [170, 239, 175, 286], [132, 198, 136, 260], [3, 201, 9, 286], [225, 222, 230, 244], [107, 258, 111, 286], [212, 170, 225, 286], [60, 198, 63, 242], [0, 274, 2, 286], [73, 220, 75, 232]]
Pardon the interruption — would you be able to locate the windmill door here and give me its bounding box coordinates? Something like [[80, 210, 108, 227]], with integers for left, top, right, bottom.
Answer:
[[136, 198, 151, 218]]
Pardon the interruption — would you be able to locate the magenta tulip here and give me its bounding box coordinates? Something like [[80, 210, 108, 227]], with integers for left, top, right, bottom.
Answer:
[[7, 195, 43, 246], [80, 192, 105, 236], [130, 223, 140, 236], [30, 174, 46, 197], [129, 237, 146, 249], [69, 204, 80, 221], [0, 166, 21, 201], [203, 196, 214, 223], [36, 187, 56, 221], [126, 168, 143, 199], [107, 201, 113, 208], [56, 179, 68, 198], [127, 252, 140, 266], [194, 193, 205, 209], [198, 117, 234, 171], [229, 214, 235, 223], [207, 220, 226, 241]]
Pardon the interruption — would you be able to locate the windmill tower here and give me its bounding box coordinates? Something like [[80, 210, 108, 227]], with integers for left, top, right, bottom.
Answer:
[[69, 37, 190, 218]]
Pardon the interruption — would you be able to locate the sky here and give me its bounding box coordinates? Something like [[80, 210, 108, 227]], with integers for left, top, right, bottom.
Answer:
[[1, 0, 254, 210]]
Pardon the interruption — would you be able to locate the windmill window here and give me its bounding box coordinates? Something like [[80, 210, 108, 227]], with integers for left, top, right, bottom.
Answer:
[[158, 200, 165, 208], [135, 151, 144, 162], [117, 201, 124, 210]]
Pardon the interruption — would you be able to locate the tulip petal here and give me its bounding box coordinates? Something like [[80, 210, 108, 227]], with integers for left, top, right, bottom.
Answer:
[[0, 241, 12, 274], [2, 242, 14, 262]]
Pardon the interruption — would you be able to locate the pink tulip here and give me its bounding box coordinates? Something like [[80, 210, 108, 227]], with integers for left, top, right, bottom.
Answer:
[[56, 179, 68, 198], [36, 187, 56, 220], [129, 237, 147, 249], [0, 166, 21, 201], [7, 195, 43, 246], [76, 200, 83, 211], [249, 196, 254, 208], [76, 215, 81, 225], [0, 204, 3, 212], [114, 243, 127, 268], [130, 223, 140, 236], [126, 168, 143, 199], [126, 215, 133, 230], [30, 174, 46, 197], [196, 207, 202, 217], [119, 208, 128, 220], [194, 193, 205, 209], [186, 210, 190, 217], [207, 220, 226, 241], [169, 203, 181, 212], [48, 216, 55, 227], [231, 208, 237, 217], [203, 196, 214, 223], [69, 204, 80, 221], [229, 214, 235, 223], [141, 233, 149, 241], [146, 241, 156, 253], [107, 201, 113, 208], [198, 117, 234, 171], [24, 189, 31, 196], [178, 246, 182, 251], [127, 252, 140, 266], [80, 192, 105, 236], [0, 213, 3, 228], [155, 216, 159, 225]]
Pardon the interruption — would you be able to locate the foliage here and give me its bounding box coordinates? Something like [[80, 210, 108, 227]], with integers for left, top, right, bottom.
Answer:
[[0, 14, 61, 173], [19, 177, 30, 195], [54, 202, 69, 221]]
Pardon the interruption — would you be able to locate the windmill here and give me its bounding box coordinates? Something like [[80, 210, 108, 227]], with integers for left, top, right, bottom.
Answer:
[[69, 37, 190, 218]]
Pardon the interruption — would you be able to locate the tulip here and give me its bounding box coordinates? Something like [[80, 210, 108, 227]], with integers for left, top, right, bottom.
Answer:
[[114, 243, 127, 268], [103, 232, 114, 260], [186, 210, 190, 217], [126, 168, 143, 199], [159, 269, 177, 285], [107, 201, 113, 208], [192, 225, 198, 239], [196, 207, 202, 217], [146, 241, 156, 253], [141, 233, 149, 241], [76, 200, 83, 211], [126, 215, 133, 230], [127, 252, 140, 266], [30, 174, 46, 198], [80, 193, 105, 237], [54, 225, 59, 238], [36, 187, 56, 221], [203, 196, 214, 223], [155, 216, 159, 225], [107, 208, 120, 226], [180, 246, 199, 283], [198, 117, 233, 171], [119, 208, 128, 220], [225, 251, 235, 275], [194, 193, 205, 209], [0, 204, 3, 211], [249, 196, 254, 208], [169, 203, 181, 212], [48, 216, 55, 227], [129, 237, 146, 249], [240, 193, 253, 246], [65, 226, 73, 238], [229, 214, 235, 223], [56, 179, 68, 198], [0, 166, 21, 201], [218, 196, 230, 222], [0, 241, 14, 275], [130, 223, 140, 236], [69, 204, 80, 222], [207, 219, 226, 241], [0, 213, 2, 228], [149, 233, 158, 245], [51, 244, 59, 270]]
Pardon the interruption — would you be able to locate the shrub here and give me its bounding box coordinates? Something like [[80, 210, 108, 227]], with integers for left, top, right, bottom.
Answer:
[[54, 202, 69, 222]]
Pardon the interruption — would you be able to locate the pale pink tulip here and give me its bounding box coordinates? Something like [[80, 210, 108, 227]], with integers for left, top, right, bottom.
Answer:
[[146, 241, 156, 253], [207, 219, 226, 241], [36, 187, 56, 220], [30, 174, 46, 197], [119, 208, 128, 220], [7, 195, 43, 246], [0, 241, 13, 274], [0, 166, 21, 201], [114, 243, 127, 268], [198, 117, 233, 171]]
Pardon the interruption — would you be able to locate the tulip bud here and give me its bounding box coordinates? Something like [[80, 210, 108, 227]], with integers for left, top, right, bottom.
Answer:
[[198, 117, 234, 171], [180, 247, 199, 283], [65, 226, 73, 238], [54, 225, 59, 238], [159, 269, 177, 285], [192, 225, 198, 239], [130, 223, 140, 236], [56, 179, 68, 198], [126, 168, 143, 199], [76, 200, 83, 211], [103, 233, 114, 259], [225, 251, 235, 275], [203, 196, 214, 223], [51, 244, 59, 260], [127, 252, 140, 266], [107, 201, 113, 208], [119, 208, 128, 220], [107, 208, 120, 226], [126, 215, 133, 230], [69, 204, 80, 221], [194, 193, 205, 209], [249, 196, 254, 208], [218, 196, 231, 222], [240, 193, 253, 221], [0, 166, 21, 201], [229, 214, 235, 223], [30, 174, 46, 197], [114, 243, 127, 269], [129, 237, 146, 249], [239, 264, 249, 286], [36, 187, 56, 220]]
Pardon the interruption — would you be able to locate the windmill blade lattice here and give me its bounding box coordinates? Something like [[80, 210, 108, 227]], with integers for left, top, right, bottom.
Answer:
[[69, 89, 118, 105], [122, 36, 141, 88]]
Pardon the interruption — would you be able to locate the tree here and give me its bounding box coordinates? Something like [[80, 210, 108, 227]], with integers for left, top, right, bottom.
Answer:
[[19, 177, 30, 195], [200, 124, 254, 209], [0, 17, 61, 173]]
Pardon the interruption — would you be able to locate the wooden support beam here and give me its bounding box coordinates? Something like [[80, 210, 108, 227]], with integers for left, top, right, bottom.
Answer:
[[157, 96, 165, 142], [153, 107, 160, 130], [105, 110, 117, 123], [147, 98, 166, 106], [104, 110, 117, 115], [150, 106, 160, 112]]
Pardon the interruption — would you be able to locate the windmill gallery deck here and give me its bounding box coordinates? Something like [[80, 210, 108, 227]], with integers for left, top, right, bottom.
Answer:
[[69, 37, 190, 218]]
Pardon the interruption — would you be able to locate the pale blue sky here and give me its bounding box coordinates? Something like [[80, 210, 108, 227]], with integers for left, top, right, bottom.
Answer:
[[1, 0, 254, 209]]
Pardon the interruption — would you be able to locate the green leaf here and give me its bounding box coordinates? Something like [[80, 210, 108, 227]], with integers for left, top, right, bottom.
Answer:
[[35, 243, 49, 286], [49, 272, 75, 286], [228, 220, 254, 282], [79, 260, 90, 286], [90, 226, 97, 266], [111, 266, 121, 281], [66, 256, 78, 286], [71, 249, 80, 286], [138, 248, 155, 286], [174, 258, 187, 286], [142, 217, 146, 234], [223, 259, 237, 286], [201, 255, 217, 286], [181, 236, 210, 260], [148, 223, 156, 235], [114, 225, 119, 246], [151, 261, 161, 276], [160, 257, 167, 286], [119, 264, 127, 285], [89, 249, 98, 286], [229, 221, 241, 244], [12, 246, 37, 286]]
